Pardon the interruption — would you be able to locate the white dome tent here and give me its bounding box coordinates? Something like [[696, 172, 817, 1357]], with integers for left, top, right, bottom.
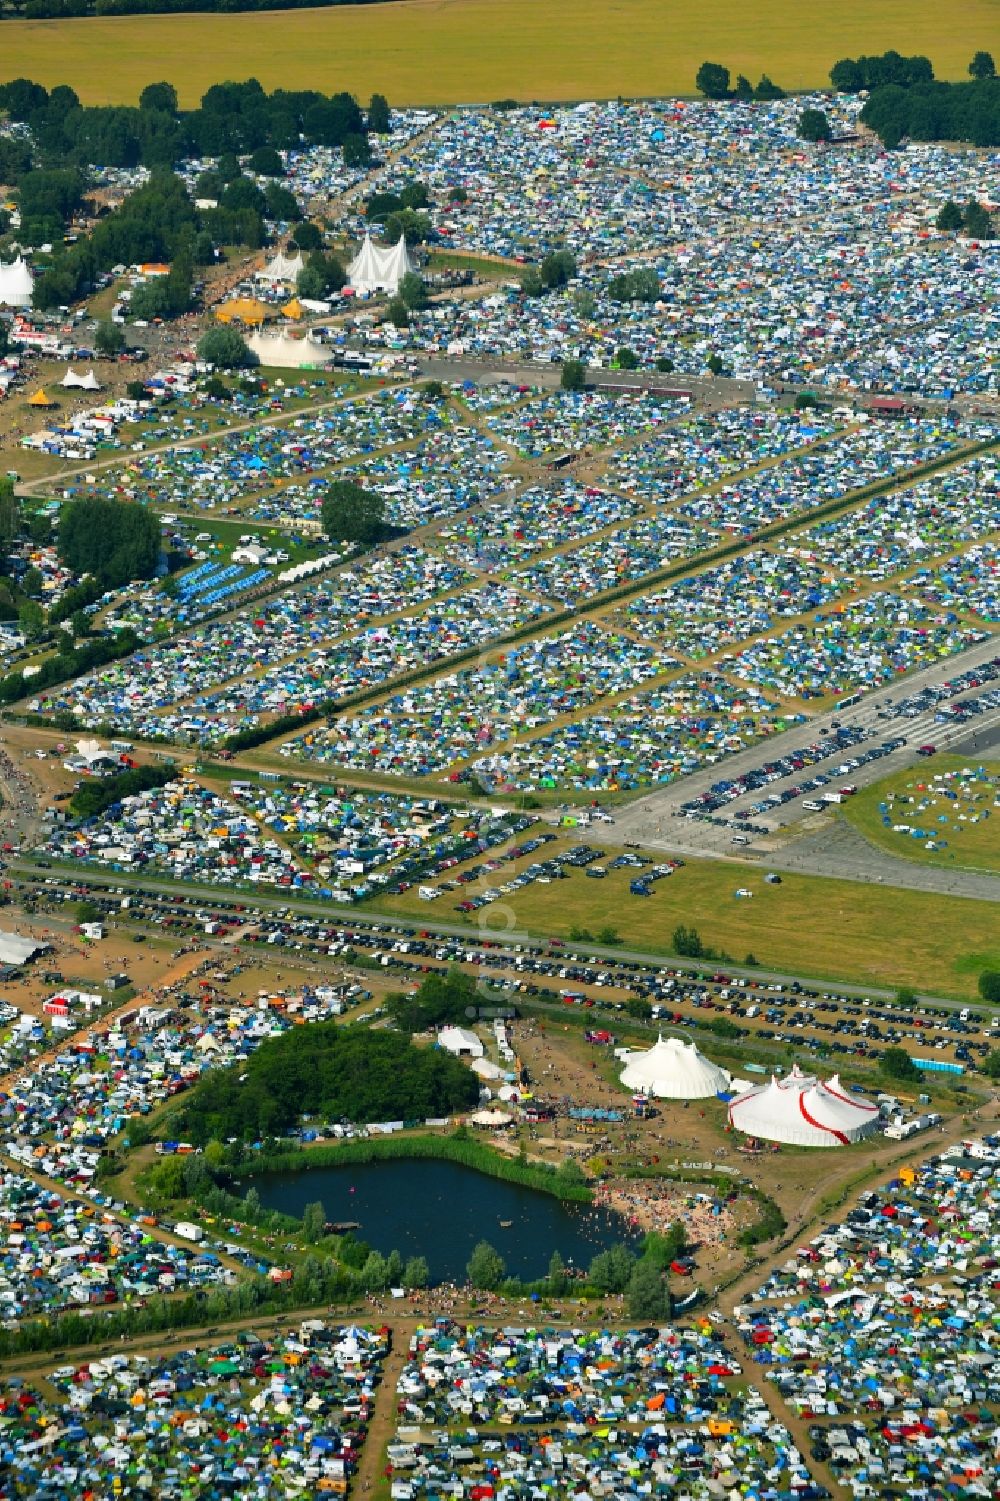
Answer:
[[0, 255, 33, 308], [727, 1066, 879, 1147], [346, 233, 415, 296], [619, 1034, 730, 1100]]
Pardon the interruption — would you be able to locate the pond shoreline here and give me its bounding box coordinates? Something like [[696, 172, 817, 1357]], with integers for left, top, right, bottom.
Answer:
[[232, 1130, 594, 1203]]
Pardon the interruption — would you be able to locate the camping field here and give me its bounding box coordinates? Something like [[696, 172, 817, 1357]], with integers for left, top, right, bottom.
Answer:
[[378, 849, 1000, 1000], [843, 755, 1000, 876], [0, 0, 993, 106]]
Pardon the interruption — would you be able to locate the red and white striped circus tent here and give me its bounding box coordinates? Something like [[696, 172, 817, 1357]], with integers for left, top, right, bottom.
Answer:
[[727, 1065, 879, 1147]]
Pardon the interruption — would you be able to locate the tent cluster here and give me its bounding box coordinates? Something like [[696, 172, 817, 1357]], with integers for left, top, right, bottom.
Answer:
[[728, 1065, 879, 1146]]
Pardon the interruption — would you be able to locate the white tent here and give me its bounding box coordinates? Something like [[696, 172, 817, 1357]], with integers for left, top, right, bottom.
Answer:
[[438, 1025, 484, 1058], [346, 233, 415, 296], [247, 332, 331, 370], [619, 1034, 729, 1099], [0, 930, 48, 966], [0, 256, 33, 308], [257, 250, 304, 284], [61, 368, 102, 391], [728, 1066, 879, 1147]]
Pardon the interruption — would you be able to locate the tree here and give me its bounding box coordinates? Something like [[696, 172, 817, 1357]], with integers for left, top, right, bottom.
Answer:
[[58, 496, 160, 590], [540, 249, 576, 288], [291, 220, 323, 252], [672, 924, 704, 957], [368, 92, 392, 134], [560, 359, 586, 392], [735, 74, 754, 100], [894, 986, 917, 1009], [556, 1156, 586, 1187], [362, 1250, 388, 1290], [627, 1258, 672, 1320], [830, 57, 864, 92], [0, 481, 18, 552], [343, 134, 372, 170], [963, 199, 993, 239], [879, 1047, 920, 1082], [798, 108, 832, 143], [382, 209, 430, 246], [547, 1249, 568, 1293], [978, 971, 1000, 1005], [196, 326, 258, 370], [250, 145, 284, 176], [467, 1240, 506, 1289], [655, 355, 675, 373], [754, 75, 785, 100], [139, 82, 178, 113], [17, 600, 44, 640], [706, 352, 725, 375], [695, 62, 731, 99], [983, 1051, 1000, 1079], [387, 296, 409, 327], [936, 200, 965, 232], [321, 480, 385, 546], [403, 1254, 429, 1288], [95, 320, 125, 357], [398, 271, 428, 309], [301, 1201, 326, 1243], [615, 347, 638, 370], [75, 900, 100, 925], [969, 50, 996, 80], [588, 1243, 635, 1293]]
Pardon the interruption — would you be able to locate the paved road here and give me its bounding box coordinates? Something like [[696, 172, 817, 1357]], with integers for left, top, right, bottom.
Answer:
[[411, 352, 754, 408], [590, 633, 1000, 899]]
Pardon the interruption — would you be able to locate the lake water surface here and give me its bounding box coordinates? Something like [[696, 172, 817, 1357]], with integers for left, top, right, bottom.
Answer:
[[247, 1157, 636, 1282]]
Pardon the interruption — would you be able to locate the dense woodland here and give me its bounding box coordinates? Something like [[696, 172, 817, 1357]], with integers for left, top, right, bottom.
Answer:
[[176, 1022, 481, 1144], [830, 49, 1000, 146]]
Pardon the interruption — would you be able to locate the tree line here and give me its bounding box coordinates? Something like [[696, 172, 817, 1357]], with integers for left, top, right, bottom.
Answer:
[[833, 49, 998, 148], [14, 0, 391, 19], [0, 76, 387, 169]]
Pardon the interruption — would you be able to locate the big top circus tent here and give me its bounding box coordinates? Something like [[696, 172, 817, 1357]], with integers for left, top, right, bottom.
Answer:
[[727, 1066, 879, 1147], [619, 1034, 730, 1099]]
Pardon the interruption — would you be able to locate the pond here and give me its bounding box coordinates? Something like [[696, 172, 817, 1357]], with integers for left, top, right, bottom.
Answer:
[[246, 1157, 637, 1282]]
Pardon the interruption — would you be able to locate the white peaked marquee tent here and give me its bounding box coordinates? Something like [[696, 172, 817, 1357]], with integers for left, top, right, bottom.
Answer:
[[247, 331, 331, 369], [60, 368, 102, 390], [728, 1066, 879, 1147], [346, 233, 415, 295], [257, 250, 305, 284], [620, 1034, 730, 1099], [0, 256, 34, 308]]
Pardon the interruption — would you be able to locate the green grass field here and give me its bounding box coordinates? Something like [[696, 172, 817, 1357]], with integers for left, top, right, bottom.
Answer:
[[0, 0, 993, 106], [378, 851, 1000, 999], [843, 755, 1000, 875]]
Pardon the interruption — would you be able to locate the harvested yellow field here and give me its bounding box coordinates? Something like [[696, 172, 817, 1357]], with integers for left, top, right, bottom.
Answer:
[[0, 0, 992, 106]]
